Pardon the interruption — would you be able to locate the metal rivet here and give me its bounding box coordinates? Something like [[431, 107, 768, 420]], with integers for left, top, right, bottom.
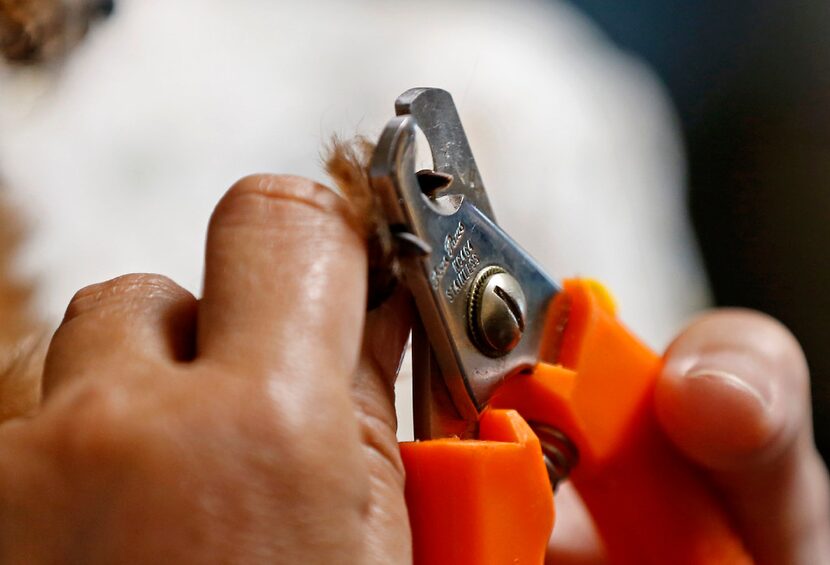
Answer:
[[467, 266, 527, 357]]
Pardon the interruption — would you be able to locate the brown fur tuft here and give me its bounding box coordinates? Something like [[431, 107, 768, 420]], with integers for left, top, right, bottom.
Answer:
[[324, 136, 399, 309], [0, 0, 112, 64], [0, 334, 44, 420], [0, 0, 113, 420], [0, 189, 44, 420]]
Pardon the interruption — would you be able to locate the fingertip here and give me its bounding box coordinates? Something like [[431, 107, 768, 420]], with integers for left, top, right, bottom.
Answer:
[[199, 173, 368, 375], [655, 309, 809, 471], [655, 364, 780, 470], [43, 274, 197, 397], [211, 174, 350, 228]]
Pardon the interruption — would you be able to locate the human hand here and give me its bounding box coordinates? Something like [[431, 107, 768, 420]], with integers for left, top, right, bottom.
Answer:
[[1, 174, 827, 565], [0, 175, 412, 564], [549, 310, 830, 564]]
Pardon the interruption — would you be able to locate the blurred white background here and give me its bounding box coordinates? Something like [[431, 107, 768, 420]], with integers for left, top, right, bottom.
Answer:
[[0, 0, 709, 440]]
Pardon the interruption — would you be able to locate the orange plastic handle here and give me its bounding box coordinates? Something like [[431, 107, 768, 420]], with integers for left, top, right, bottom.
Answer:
[[490, 279, 753, 564], [400, 409, 554, 565]]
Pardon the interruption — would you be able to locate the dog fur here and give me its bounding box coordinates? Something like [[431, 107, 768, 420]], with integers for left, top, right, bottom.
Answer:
[[0, 180, 42, 420], [324, 136, 401, 309], [0, 0, 111, 63], [0, 0, 112, 419], [0, 6, 386, 420]]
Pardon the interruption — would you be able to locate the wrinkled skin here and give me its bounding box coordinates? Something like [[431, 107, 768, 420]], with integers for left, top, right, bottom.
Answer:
[[0, 175, 826, 564]]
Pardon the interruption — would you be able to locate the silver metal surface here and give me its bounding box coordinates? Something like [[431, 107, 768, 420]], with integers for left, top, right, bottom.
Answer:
[[529, 422, 580, 490], [370, 88, 561, 435], [395, 88, 494, 221], [467, 267, 527, 357]]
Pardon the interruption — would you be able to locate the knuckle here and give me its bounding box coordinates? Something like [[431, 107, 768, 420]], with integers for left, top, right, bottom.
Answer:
[[64, 273, 183, 321], [48, 381, 140, 463], [192, 377, 368, 501], [257, 382, 352, 465]]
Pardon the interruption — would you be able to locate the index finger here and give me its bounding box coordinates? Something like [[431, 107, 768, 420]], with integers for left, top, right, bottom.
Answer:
[[196, 175, 367, 379]]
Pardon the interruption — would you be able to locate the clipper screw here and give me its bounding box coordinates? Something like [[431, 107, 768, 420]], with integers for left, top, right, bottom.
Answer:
[[467, 266, 527, 357]]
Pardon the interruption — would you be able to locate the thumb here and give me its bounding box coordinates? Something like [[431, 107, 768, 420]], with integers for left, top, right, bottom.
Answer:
[[655, 309, 830, 564], [351, 289, 413, 564]]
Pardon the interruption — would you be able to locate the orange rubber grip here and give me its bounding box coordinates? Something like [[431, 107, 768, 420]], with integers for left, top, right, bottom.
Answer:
[[400, 409, 554, 565], [491, 279, 753, 564]]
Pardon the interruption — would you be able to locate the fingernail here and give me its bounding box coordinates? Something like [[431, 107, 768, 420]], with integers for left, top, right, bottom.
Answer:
[[663, 355, 780, 467], [684, 352, 774, 411]]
